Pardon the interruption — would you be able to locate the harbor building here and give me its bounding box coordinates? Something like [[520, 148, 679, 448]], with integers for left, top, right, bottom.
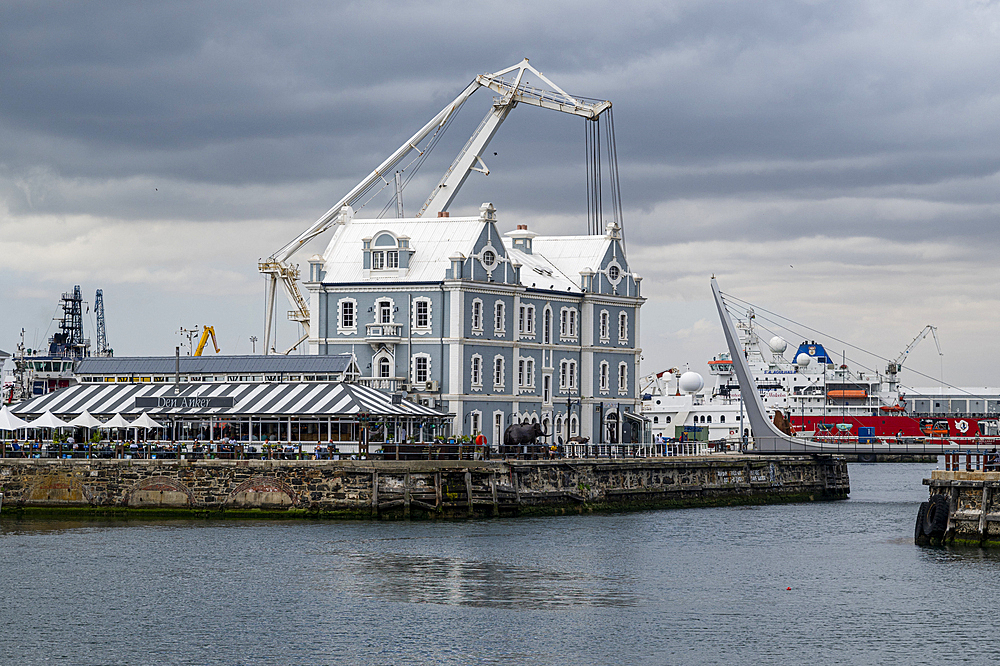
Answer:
[[303, 203, 646, 447]]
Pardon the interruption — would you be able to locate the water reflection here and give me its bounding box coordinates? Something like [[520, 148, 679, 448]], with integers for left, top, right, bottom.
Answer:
[[334, 551, 641, 608]]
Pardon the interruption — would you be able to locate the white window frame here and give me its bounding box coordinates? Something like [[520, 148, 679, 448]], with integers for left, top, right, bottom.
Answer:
[[377, 355, 392, 379], [493, 355, 505, 390], [376, 298, 394, 324], [386, 250, 399, 269], [570, 415, 579, 437], [543, 306, 552, 344], [618, 311, 629, 345], [471, 410, 482, 436], [559, 360, 567, 389], [599, 361, 610, 393], [599, 310, 610, 343], [471, 298, 484, 335], [543, 374, 551, 403], [412, 353, 431, 385], [618, 361, 629, 395], [568, 360, 577, 389], [471, 354, 483, 390], [412, 297, 432, 332], [524, 304, 534, 337], [560, 306, 578, 340], [494, 300, 505, 337], [337, 297, 358, 334]]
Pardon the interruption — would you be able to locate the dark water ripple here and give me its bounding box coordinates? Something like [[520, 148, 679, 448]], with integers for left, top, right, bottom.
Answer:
[[3, 461, 1000, 665]]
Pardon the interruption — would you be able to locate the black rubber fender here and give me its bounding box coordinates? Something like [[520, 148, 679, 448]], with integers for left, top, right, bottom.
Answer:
[[922, 494, 950, 539], [915, 501, 930, 545]]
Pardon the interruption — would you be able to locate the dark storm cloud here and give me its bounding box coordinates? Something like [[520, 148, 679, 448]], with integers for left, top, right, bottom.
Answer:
[[4, 0, 1000, 241]]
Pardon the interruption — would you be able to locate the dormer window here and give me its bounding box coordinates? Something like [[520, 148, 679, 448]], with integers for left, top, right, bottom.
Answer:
[[367, 232, 410, 273]]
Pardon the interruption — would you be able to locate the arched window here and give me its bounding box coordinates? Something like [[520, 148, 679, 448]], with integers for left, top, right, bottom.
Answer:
[[720, 415, 725, 423], [378, 357, 391, 379]]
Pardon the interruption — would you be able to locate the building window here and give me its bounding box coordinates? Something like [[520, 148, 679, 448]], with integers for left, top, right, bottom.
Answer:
[[720, 415, 726, 423], [559, 360, 577, 390], [570, 415, 578, 437], [560, 307, 578, 339], [378, 357, 391, 378], [494, 301, 505, 336], [372, 251, 384, 270], [378, 300, 393, 324], [413, 298, 431, 330], [471, 299, 483, 334], [471, 354, 483, 389], [493, 356, 505, 389], [600, 361, 610, 393], [412, 354, 430, 384], [482, 249, 496, 268], [471, 411, 482, 436], [618, 311, 628, 345], [337, 298, 357, 333], [386, 250, 399, 268], [608, 265, 620, 281], [543, 375, 551, 403], [600, 310, 610, 343], [543, 307, 552, 344], [518, 358, 535, 389], [618, 362, 628, 395]]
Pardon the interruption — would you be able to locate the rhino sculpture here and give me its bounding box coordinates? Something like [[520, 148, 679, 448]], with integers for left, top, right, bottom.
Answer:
[[502, 422, 548, 458]]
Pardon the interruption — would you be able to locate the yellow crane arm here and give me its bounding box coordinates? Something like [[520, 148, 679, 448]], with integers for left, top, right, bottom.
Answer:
[[194, 326, 220, 356]]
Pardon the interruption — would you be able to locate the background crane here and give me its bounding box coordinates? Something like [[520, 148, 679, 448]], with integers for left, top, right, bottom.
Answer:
[[94, 289, 113, 357], [886, 325, 942, 377], [259, 59, 614, 355]]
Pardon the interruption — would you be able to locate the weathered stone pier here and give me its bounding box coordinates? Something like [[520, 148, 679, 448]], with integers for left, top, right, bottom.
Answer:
[[0, 455, 849, 519]]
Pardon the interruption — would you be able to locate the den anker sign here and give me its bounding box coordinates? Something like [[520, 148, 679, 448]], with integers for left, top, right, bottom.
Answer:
[[134, 396, 236, 410]]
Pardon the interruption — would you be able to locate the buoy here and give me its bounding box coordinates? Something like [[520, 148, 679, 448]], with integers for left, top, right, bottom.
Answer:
[[786, 587, 792, 591]]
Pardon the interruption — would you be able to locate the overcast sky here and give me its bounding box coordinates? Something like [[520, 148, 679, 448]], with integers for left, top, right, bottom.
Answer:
[[2, 0, 999, 389]]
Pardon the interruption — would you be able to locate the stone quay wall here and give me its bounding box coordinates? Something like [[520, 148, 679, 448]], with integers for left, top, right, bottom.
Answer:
[[0, 455, 850, 519]]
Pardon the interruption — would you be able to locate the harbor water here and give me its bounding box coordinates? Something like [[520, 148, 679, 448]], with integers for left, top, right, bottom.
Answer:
[[2, 461, 998, 665]]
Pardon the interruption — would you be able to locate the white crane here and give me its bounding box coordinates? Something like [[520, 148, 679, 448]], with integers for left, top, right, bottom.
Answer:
[[887, 325, 943, 377], [259, 59, 612, 354]]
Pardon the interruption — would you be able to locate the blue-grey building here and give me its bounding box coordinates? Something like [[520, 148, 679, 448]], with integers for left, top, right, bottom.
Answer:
[[304, 203, 645, 447]]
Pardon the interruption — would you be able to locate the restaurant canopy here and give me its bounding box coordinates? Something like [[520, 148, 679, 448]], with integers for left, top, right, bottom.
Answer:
[[11, 382, 449, 419]]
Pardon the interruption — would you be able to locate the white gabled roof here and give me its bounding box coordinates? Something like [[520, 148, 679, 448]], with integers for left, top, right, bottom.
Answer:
[[321, 216, 485, 283], [532, 235, 613, 280], [504, 243, 581, 293]]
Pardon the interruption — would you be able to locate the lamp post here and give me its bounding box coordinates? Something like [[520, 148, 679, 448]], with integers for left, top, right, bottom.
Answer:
[[250, 336, 258, 354]]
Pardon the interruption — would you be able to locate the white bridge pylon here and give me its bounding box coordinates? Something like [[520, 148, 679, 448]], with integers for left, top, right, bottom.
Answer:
[[711, 277, 995, 455]]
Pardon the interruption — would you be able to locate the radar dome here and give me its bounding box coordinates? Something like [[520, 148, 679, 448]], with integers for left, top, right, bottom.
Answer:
[[796, 352, 812, 367], [768, 336, 788, 354], [678, 371, 705, 394]]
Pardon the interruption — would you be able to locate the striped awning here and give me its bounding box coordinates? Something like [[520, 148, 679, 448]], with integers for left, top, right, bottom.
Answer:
[[11, 382, 449, 419]]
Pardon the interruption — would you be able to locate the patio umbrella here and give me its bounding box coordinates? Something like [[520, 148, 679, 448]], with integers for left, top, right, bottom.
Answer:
[[0, 405, 30, 430], [66, 410, 103, 428], [131, 412, 166, 429], [30, 411, 69, 428], [102, 413, 133, 428]]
